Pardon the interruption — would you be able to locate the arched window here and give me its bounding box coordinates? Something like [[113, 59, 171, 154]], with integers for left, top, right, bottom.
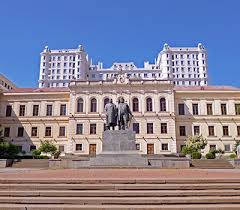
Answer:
[[104, 98, 110, 108], [146, 97, 153, 112], [132, 97, 139, 112], [77, 98, 83, 112], [160, 98, 166, 112], [90, 98, 97, 112]]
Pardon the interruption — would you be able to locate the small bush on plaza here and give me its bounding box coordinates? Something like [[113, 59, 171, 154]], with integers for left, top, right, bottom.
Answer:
[[32, 149, 41, 157], [182, 135, 207, 158], [205, 152, 216, 159], [229, 153, 237, 159], [191, 151, 202, 159], [0, 129, 19, 159], [54, 151, 61, 159], [34, 155, 49, 159], [185, 135, 207, 151], [38, 140, 58, 156]]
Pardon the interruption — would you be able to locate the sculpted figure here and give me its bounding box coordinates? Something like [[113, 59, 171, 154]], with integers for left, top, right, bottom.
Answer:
[[117, 97, 133, 130], [237, 145, 240, 159], [104, 99, 117, 130]]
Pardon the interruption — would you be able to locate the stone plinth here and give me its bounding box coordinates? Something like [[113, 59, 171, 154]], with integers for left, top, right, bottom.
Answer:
[[102, 130, 137, 152], [90, 130, 147, 166]]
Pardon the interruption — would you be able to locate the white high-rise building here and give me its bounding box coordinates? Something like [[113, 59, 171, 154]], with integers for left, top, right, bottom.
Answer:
[[38, 43, 208, 88]]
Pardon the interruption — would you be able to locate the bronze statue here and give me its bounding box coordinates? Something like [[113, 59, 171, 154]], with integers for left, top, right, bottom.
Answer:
[[104, 99, 117, 130], [117, 97, 133, 130]]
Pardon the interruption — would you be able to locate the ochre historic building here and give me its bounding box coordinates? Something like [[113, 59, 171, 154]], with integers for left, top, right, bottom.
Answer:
[[0, 77, 240, 156]]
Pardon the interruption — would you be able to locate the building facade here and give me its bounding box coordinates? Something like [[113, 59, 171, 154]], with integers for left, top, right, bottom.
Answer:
[[38, 43, 208, 88], [0, 74, 16, 91], [1, 77, 239, 156]]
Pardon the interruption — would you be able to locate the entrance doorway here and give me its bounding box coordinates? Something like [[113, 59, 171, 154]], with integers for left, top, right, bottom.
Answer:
[[147, 144, 154, 155], [89, 144, 96, 156]]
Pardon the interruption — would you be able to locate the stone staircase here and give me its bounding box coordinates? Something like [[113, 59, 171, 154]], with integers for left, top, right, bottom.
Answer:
[[0, 178, 240, 209], [12, 159, 49, 168], [191, 159, 234, 169]]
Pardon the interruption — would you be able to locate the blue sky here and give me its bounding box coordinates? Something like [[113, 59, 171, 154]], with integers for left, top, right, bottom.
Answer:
[[0, 0, 240, 87]]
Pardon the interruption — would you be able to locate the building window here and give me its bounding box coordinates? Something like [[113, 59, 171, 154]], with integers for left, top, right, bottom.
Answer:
[[208, 126, 215, 136], [235, 104, 240, 115], [46, 105, 53, 116], [76, 144, 83, 151], [133, 123, 139, 134], [178, 104, 185, 115], [90, 98, 97, 112], [147, 123, 154, 134], [60, 104, 66, 116], [146, 98, 153, 112], [221, 104, 227, 115], [207, 104, 213, 115], [76, 123, 83, 135], [132, 98, 139, 112], [179, 126, 186, 136], [90, 123, 97, 134], [33, 105, 39, 116], [224, 144, 231, 152], [4, 127, 10, 137], [6, 105, 12, 117], [30, 145, 36, 151], [193, 126, 200, 135], [210, 144, 216, 151], [19, 105, 25, 116], [237, 126, 240, 136], [192, 104, 199, 115], [136, 143, 140, 150], [17, 127, 24, 137], [103, 98, 110, 108], [31, 127, 38, 137], [59, 126, 66, 137], [223, 126, 229, 136], [161, 143, 169, 151], [77, 98, 84, 112], [59, 145, 65, 152], [161, 123, 167, 134], [160, 98, 166, 112], [45, 127, 52, 137]]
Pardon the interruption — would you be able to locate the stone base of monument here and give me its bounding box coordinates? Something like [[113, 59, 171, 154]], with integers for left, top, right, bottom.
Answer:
[[90, 130, 147, 166], [49, 130, 190, 168]]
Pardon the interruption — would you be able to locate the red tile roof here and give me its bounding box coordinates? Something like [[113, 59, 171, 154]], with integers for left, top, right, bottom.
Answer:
[[174, 86, 240, 91], [7, 87, 70, 93]]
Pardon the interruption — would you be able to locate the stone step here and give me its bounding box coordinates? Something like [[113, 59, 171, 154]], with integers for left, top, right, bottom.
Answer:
[[1, 178, 240, 184], [191, 160, 234, 169], [12, 160, 49, 168], [1, 183, 240, 190], [0, 189, 240, 197], [2, 204, 240, 210], [0, 196, 240, 205]]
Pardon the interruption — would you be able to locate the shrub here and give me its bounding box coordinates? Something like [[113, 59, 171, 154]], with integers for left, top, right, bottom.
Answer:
[[192, 151, 202, 159], [0, 142, 19, 159], [32, 149, 41, 157], [39, 140, 57, 155], [205, 152, 215, 159], [181, 146, 192, 155], [34, 155, 49, 159], [185, 135, 207, 151], [54, 151, 61, 159], [229, 153, 237, 159]]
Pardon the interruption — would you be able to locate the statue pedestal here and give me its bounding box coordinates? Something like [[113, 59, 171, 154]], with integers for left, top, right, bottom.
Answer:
[[90, 130, 147, 166]]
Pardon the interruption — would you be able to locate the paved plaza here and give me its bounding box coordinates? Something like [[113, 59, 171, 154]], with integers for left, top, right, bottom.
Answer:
[[0, 168, 240, 180]]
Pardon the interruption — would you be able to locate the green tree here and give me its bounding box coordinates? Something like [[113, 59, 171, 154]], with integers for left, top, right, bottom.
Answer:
[[185, 135, 207, 151], [39, 140, 57, 156]]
